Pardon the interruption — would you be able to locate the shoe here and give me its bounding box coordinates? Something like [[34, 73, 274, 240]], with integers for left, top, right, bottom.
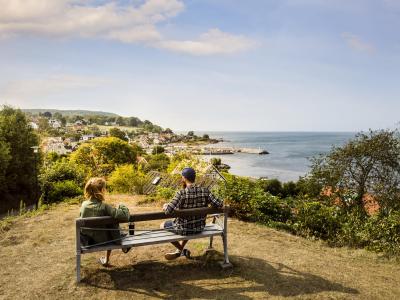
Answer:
[[165, 250, 181, 260], [181, 249, 191, 259], [122, 247, 131, 254]]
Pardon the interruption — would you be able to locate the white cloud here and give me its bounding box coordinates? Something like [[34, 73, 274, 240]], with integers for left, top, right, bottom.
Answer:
[[0, 74, 107, 100], [0, 0, 255, 55], [157, 28, 256, 55], [342, 32, 375, 53]]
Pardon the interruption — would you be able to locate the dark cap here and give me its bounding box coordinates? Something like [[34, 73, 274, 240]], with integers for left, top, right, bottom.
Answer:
[[181, 167, 196, 182]]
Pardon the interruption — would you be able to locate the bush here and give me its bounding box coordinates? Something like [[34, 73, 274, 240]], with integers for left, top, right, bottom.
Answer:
[[108, 164, 147, 194], [282, 181, 300, 198], [145, 153, 170, 172], [251, 193, 292, 223], [292, 201, 341, 240], [260, 179, 283, 196], [45, 180, 82, 204], [214, 174, 265, 220], [156, 186, 176, 200], [70, 137, 140, 176], [152, 146, 165, 155], [363, 212, 400, 256], [39, 159, 86, 204]]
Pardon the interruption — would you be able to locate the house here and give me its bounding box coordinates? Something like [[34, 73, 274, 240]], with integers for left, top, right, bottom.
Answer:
[[80, 134, 96, 141], [29, 122, 39, 130], [42, 137, 70, 155], [48, 119, 62, 129]]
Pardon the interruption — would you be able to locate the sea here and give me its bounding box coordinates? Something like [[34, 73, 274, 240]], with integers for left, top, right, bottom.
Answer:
[[197, 132, 356, 182]]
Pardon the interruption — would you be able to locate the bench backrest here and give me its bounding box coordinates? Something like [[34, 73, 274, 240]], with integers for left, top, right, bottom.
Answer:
[[76, 206, 229, 228]]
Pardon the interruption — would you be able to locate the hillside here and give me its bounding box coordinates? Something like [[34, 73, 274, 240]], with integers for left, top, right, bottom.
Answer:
[[1, 195, 399, 299], [22, 109, 119, 117]]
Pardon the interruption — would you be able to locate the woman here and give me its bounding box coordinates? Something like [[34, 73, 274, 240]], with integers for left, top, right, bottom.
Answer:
[[80, 177, 130, 266]]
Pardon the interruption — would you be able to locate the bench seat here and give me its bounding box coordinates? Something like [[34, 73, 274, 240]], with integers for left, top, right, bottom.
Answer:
[[81, 223, 223, 253]]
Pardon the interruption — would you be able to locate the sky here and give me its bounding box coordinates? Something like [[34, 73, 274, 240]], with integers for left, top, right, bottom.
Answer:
[[0, 0, 399, 132]]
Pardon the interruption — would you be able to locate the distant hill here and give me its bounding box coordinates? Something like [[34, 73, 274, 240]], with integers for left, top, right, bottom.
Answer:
[[22, 109, 119, 117]]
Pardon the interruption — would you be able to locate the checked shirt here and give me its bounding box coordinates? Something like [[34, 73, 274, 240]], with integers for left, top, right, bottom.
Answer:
[[164, 185, 223, 235]]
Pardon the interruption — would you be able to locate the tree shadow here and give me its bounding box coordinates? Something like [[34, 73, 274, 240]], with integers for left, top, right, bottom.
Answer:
[[82, 251, 358, 299]]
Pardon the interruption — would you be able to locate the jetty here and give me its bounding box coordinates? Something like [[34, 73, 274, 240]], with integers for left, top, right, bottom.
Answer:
[[201, 147, 269, 155]]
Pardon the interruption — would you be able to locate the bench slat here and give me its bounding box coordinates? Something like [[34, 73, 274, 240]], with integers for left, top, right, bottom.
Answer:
[[80, 224, 223, 253], [77, 206, 227, 227]]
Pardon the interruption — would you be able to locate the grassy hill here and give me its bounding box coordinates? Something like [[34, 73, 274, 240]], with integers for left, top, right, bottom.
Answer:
[[1, 195, 399, 299], [22, 109, 119, 117]]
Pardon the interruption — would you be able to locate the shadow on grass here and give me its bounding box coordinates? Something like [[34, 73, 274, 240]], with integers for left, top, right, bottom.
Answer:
[[82, 251, 359, 299]]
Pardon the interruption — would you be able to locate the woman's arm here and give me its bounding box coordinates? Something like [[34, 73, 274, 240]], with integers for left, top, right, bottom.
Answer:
[[104, 203, 130, 221]]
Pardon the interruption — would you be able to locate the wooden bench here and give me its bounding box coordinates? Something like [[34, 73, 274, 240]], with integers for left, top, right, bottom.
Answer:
[[75, 206, 232, 282]]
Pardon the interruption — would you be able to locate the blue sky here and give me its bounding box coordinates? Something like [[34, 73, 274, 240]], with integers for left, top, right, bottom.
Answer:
[[0, 0, 399, 131]]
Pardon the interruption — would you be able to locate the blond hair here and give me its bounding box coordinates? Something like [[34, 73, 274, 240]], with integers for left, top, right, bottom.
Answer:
[[84, 177, 106, 201]]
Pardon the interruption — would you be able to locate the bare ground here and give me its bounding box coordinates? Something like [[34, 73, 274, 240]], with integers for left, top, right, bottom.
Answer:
[[0, 195, 399, 300]]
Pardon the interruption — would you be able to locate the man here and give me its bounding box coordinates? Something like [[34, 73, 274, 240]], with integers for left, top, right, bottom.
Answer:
[[161, 167, 223, 260]]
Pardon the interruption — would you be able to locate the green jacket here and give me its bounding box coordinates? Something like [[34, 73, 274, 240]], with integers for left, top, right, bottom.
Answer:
[[79, 198, 130, 245]]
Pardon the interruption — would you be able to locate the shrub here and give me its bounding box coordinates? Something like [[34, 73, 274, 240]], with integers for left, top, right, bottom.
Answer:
[[39, 159, 85, 204], [251, 193, 292, 223], [214, 174, 265, 220], [292, 201, 341, 240], [108, 164, 147, 195], [260, 179, 283, 196], [282, 181, 300, 198], [145, 153, 170, 172], [70, 137, 140, 176], [45, 180, 82, 204], [152, 146, 165, 155], [156, 186, 176, 200]]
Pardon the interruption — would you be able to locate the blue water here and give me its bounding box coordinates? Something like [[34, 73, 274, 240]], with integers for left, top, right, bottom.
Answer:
[[199, 132, 355, 182]]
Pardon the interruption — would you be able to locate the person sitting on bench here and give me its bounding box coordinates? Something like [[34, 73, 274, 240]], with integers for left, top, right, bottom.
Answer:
[[161, 167, 223, 260], [79, 177, 130, 266]]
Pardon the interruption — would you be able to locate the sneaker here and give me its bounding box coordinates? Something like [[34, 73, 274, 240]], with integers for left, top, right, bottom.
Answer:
[[164, 250, 181, 260], [181, 249, 191, 259]]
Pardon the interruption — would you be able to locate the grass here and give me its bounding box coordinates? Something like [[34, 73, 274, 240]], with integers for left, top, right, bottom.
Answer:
[[1, 194, 399, 299]]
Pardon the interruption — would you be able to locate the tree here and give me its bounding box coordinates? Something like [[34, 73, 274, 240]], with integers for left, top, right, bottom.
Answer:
[[109, 127, 128, 141], [308, 129, 400, 214], [203, 134, 210, 139], [187, 131, 194, 137], [152, 145, 165, 155], [116, 116, 126, 126], [70, 137, 139, 176], [0, 140, 11, 194], [164, 128, 173, 134], [43, 111, 52, 118], [145, 153, 170, 172], [0, 106, 40, 211]]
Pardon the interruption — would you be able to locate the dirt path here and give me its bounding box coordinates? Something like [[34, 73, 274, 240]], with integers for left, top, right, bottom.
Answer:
[[1, 195, 399, 299]]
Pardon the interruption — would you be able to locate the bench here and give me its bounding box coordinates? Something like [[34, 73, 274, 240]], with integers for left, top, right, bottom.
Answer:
[[75, 206, 232, 282]]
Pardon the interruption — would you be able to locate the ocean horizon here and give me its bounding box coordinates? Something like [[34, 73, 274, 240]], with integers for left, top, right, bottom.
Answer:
[[190, 131, 356, 182]]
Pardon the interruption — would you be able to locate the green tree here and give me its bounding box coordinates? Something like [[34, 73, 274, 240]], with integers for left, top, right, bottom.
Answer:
[[0, 140, 11, 194], [187, 131, 194, 137], [145, 153, 170, 172], [0, 106, 40, 211], [109, 127, 128, 141], [152, 145, 165, 155], [108, 164, 147, 194], [70, 137, 139, 176], [308, 129, 400, 215]]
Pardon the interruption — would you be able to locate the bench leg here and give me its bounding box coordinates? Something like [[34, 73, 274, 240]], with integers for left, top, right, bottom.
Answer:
[[76, 253, 81, 283], [219, 233, 232, 268], [206, 236, 214, 252]]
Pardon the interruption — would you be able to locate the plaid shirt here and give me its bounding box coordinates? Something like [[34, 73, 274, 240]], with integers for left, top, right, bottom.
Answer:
[[164, 185, 223, 235]]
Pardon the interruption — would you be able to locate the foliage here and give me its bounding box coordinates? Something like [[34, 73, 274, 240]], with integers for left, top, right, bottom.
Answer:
[[109, 127, 128, 141], [308, 129, 400, 214], [156, 186, 176, 200], [39, 159, 86, 204], [0, 106, 40, 212], [152, 145, 165, 155], [70, 137, 140, 176], [108, 164, 147, 195], [145, 153, 170, 172], [292, 202, 341, 240], [251, 193, 292, 223], [260, 179, 283, 196]]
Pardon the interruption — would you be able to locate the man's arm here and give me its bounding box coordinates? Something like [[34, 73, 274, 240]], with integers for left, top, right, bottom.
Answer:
[[208, 191, 223, 208], [164, 191, 182, 214]]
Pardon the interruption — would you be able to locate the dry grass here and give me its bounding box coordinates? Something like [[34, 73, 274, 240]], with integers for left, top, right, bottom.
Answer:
[[1, 194, 399, 299]]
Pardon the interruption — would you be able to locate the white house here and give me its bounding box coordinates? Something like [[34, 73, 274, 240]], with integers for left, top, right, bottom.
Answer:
[[29, 122, 39, 130], [80, 134, 96, 141], [48, 119, 62, 129]]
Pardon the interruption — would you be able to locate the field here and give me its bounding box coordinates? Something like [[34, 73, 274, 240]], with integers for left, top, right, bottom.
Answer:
[[1, 195, 399, 299]]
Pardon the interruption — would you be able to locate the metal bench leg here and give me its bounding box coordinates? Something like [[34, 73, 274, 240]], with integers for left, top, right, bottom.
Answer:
[[219, 213, 232, 269], [76, 253, 81, 283], [206, 216, 216, 253]]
